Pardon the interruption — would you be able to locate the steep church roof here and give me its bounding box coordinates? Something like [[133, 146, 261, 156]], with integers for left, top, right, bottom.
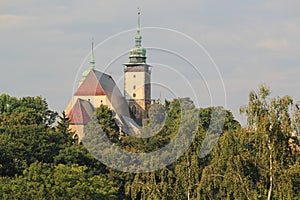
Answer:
[[74, 70, 106, 96], [75, 69, 131, 118], [67, 98, 95, 124]]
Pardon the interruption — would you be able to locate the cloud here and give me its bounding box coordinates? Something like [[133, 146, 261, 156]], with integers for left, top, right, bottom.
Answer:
[[287, 21, 300, 35], [256, 39, 289, 51], [0, 15, 34, 29]]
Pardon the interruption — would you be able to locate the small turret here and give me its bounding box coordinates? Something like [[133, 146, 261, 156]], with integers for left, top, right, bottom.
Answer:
[[82, 41, 96, 78], [79, 41, 96, 88]]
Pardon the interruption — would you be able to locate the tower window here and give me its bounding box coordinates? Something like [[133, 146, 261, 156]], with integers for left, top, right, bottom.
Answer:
[[133, 85, 136, 89], [133, 93, 136, 98], [132, 105, 137, 115], [133, 74, 136, 78]]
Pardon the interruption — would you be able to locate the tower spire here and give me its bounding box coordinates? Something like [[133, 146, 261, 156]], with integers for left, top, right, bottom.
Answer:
[[135, 8, 142, 47], [137, 8, 141, 33], [90, 39, 95, 69], [125, 8, 146, 64]]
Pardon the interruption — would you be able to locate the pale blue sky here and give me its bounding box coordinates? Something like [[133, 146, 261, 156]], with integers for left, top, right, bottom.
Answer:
[[1, 0, 299, 124]]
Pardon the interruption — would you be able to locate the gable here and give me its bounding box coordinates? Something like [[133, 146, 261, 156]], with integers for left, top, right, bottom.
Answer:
[[74, 70, 106, 96], [67, 98, 95, 124], [74, 69, 132, 118]]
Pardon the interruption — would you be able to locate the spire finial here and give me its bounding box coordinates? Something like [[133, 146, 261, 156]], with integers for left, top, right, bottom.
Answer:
[[137, 7, 141, 33], [135, 8, 142, 47], [90, 39, 95, 69]]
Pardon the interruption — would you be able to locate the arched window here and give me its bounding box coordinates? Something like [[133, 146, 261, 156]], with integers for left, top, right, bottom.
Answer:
[[133, 93, 136, 98], [131, 105, 137, 115], [73, 134, 79, 144]]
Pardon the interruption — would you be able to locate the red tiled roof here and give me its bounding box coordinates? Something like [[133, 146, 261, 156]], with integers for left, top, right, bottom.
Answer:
[[74, 69, 132, 118], [74, 70, 106, 96], [67, 98, 95, 124]]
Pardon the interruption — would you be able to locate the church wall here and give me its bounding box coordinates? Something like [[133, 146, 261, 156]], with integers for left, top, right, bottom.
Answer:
[[65, 95, 114, 122], [73, 95, 111, 109], [65, 95, 114, 110], [65, 95, 116, 143], [145, 71, 151, 102], [64, 99, 74, 116], [69, 124, 85, 143]]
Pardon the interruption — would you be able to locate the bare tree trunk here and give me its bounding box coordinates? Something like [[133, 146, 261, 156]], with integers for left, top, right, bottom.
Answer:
[[187, 156, 191, 200], [267, 139, 273, 200]]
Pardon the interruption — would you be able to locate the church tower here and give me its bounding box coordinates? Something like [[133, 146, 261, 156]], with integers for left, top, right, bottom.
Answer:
[[123, 11, 151, 124]]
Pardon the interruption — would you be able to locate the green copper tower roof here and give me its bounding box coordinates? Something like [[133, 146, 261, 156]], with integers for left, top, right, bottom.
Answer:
[[82, 41, 96, 79], [126, 10, 147, 65]]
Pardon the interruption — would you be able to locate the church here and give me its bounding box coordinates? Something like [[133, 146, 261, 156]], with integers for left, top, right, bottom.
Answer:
[[64, 12, 151, 142]]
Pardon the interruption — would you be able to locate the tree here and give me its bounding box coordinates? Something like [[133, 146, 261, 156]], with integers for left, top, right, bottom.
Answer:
[[240, 85, 299, 199], [126, 99, 240, 199], [52, 164, 118, 199], [0, 94, 57, 128], [54, 144, 108, 175], [0, 162, 118, 200], [95, 104, 120, 142], [0, 125, 71, 176], [0, 94, 67, 176], [199, 129, 259, 199], [56, 111, 74, 146], [200, 86, 299, 199]]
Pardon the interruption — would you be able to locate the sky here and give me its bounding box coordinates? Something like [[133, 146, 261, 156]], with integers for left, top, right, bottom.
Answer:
[[1, 0, 299, 124]]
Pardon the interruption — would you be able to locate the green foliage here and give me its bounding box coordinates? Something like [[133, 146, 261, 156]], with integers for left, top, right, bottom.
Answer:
[[0, 94, 57, 129], [200, 85, 300, 200], [54, 145, 107, 175], [239, 85, 299, 199], [119, 98, 189, 153], [199, 106, 240, 132], [0, 162, 118, 200], [0, 90, 299, 199], [95, 104, 120, 143], [0, 124, 70, 176], [200, 129, 260, 199], [0, 95, 69, 176], [56, 111, 75, 145]]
